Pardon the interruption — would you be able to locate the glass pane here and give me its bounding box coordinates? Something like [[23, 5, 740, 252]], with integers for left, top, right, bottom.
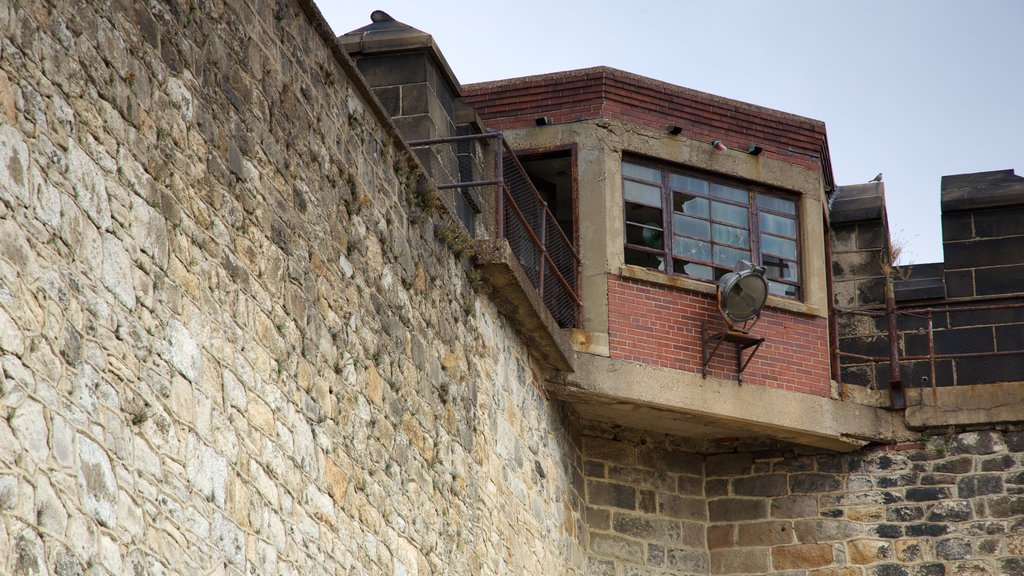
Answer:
[[712, 223, 749, 249], [761, 234, 798, 260], [674, 260, 713, 280], [626, 221, 663, 248], [763, 255, 799, 281], [624, 180, 662, 207], [713, 245, 750, 269], [672, 237, 711, 262], [625, 202, 662, 227], [626, 247, 664, 271], [758, 193, 796, 215], [670, 174, 709, 195], [760, 212, 797, 237], [768, 280, 799, 298], [673, 214, 710, 240], [711, 183, 748, 204], [711, 201, 749, 227], [673, 193, 709, 217], [623, 162, 662, 183]]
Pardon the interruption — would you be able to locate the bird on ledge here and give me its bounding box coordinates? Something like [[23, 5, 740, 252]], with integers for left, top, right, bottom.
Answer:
[[870, 173, 883, 182]]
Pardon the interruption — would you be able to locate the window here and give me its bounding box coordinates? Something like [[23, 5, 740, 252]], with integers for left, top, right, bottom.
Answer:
[[623, 159, 801, 298]]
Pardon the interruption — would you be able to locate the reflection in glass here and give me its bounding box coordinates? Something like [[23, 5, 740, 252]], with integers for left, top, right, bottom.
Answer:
[[673, 214, 710, 240], [673, 193, 709, 217], [713, 245, 749, 268], [670, 174, 709, 194], [711, 201, 748, 227], [675, 260, 713, 280], [760, 234, 797, 260], [760, 212, 797, 237], [623, 162, 662, 183], [673, 237, 711, 261], [712, 223, 749, 249], [624, 180, 662, 207], [711, 183, 748, 204], [757, 193, 796, 215]]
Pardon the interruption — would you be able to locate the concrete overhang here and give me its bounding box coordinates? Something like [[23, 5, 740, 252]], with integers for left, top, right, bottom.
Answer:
[[906, 382, 1024, 428], [548, 354, 915, 452], [474, 238, 575, 372]]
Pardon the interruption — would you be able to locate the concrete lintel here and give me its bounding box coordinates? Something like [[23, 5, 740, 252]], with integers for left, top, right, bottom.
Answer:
[[474, 238, 575, 372], [906, 382, 1024, 428], [550, 354, 914, 452]]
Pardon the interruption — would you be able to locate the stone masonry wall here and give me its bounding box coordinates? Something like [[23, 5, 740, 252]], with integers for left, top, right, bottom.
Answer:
[[0, 0, 584, 574], [581, 428, 1024, 576]]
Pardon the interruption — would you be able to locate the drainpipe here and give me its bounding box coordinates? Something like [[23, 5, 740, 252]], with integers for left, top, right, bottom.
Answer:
[[885, 276, 905, 409]]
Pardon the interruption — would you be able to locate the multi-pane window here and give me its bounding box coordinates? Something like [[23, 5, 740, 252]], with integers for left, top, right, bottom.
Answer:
[[623, 159, 801, 298]]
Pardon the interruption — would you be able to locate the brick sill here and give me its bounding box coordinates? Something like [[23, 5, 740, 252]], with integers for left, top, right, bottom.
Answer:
[[618, 265, 823, 318]]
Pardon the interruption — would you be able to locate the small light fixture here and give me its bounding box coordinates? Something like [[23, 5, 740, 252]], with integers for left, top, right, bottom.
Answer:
[[712, 140, 727, 152], [666, 124, 683, 135], [746, 144, 763, 156], [535, 116, 552, 126]]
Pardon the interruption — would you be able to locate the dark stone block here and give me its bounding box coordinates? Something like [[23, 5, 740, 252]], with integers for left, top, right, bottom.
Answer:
[[840, 364, 876, 387], [1009, 432, 1024, 452], [999, 557, 1024, 576], [933, 455, 970, 473], [705, 453, 752, 477], [912, 563, 946, 576], [733, 474, 788, 497], [371, 86, 400, 116], [816, 455, 849, 473], [875, 524, 904, 538], [858, 222, 887, 249], [958, 475, 1004, 498], [941, 212, 974, 242], [974, 206, 1024, 238], [587, 480, 636, 510], [926, 500, 972, 522], [584, 460, 605, 478], [980, 454, 1017, 471], [789, 473, 842, 494], [933, 326, 996, 355], [708, 498, 767, 522], [1009, 471, 1024, 485], [355, 53, 429, 87], [821, 508, 843, 518], [986, 495, 1024, 518], [400, 82, 430, 116], [975, 264, 1024, 296], [858, 277, 886, 306], [935, 537, 972, 560], [920, 473, 957, 485], [944, 269, 975, 298], [905, 523, 949, 537], [705, 479, 728, 497], [655, 449, 703, 474], [876, 472, 920, 488], [996, 324, 1024, 353], [948, 306, 1024, 327], [647, 543, 665, 567], [946, 237, 1024, 268], [886, 505, 924, 522], [905, 487, 951, 502], [638, 489, 656, 513], [953, 354, 1024, 386], [677, 475, 703, 496]]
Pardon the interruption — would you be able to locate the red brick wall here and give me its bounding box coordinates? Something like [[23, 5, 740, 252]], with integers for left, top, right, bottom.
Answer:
[[607, 275, 832, 397], [462, 67, 833, 188]]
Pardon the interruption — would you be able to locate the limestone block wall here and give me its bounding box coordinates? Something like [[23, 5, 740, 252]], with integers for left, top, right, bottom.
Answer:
[[0, 0, 584, 574]]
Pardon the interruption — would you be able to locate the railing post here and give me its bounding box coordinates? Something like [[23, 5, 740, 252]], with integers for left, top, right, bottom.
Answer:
[[538, 203, 547, 299], [886, 278, 905, 409], [496, 140, 505, 239]]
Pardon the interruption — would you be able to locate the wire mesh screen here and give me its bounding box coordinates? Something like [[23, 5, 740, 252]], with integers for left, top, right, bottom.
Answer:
[[501, 143, 580, 328]]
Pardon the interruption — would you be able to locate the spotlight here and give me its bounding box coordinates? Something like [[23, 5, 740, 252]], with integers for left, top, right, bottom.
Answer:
[[712, 140, 727, 152], [535, 116, 552, 126], [666, 125, 683, 135], [746, 144, 763, 156]]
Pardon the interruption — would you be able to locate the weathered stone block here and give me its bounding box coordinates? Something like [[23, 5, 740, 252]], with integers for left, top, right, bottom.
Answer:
[[707, 525, 733, 550], [705, 453, 752, 477], [949, 431, 1007, 455], [772, 495, 817, 519], [710, 548, 769, 575], [666, 548, 708, 573], [589, 532, 644, 563], [986, 495, 1024, 518], [958, 474, 1004, 498], [708, 498, 767, 522], [583, 437, 636, 466], [935, 537, 972, 560], [794, 519, 860, 543], [790, 473, 843, 494], [612, 512, 682, 544], [926, 500, 972, 522], [587, 480, 636, 510], [733, 474, 788, 497], [847, 538, 893, 565], [736, 521, 794, 546], [772, 543, 833, 570], [886, 505, 924, 522], [658, 494, 705, 521], [905, 487, 951, 502]]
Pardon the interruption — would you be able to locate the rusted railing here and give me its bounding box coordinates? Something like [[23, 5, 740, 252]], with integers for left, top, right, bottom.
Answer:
[[836, 300, 1024, 402], [407, 133, 581, 328]]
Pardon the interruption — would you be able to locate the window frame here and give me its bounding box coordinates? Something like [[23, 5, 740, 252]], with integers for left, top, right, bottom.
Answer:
[[622, 156, 803, 299]]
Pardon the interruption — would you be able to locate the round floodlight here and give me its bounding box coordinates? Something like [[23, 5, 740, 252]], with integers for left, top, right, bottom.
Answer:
[[718, 260, 768, 326]]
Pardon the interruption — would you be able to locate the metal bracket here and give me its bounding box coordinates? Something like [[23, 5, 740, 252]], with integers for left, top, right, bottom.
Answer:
[[701, 321, 765, 384]]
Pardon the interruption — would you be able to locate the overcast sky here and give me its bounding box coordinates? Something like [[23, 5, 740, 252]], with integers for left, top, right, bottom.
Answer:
[[318, 1, 1024, 265]]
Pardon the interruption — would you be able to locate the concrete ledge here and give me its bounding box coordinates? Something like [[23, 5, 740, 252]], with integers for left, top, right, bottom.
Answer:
[[549, 354, 914, 452], [475, 238, 575, 372], [906, 382, 1024, 428]]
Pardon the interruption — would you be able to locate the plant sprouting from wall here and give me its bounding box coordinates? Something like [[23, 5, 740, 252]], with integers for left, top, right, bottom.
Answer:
[[437, 224, 475, 259]]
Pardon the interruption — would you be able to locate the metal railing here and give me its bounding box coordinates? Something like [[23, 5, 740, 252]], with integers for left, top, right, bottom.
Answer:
[[407, 133, 581, 328], [836, 300, 1024, 400]]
